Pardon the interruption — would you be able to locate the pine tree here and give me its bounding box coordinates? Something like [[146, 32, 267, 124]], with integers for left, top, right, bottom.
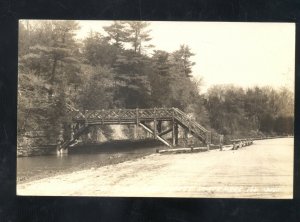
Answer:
[[125, 21, 153, 54], [18, 20, 82, 153], [103, 21, 129, 48], [114, 51, 151, 108], [82, 31, 118, 67], [149, 50, 172, 107], [170, 44, 195, 78]]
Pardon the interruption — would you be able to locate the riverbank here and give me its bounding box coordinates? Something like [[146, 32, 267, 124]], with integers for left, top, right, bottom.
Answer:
[[17, 140, 163, 184], [17, 138, 293, 198], [17, 152, 154, 184]]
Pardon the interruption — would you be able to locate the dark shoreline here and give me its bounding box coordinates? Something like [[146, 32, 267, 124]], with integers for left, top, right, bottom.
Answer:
[[17, 139, 163, 157], [17, 139, 163, 184], [17, 152, 157, 184]]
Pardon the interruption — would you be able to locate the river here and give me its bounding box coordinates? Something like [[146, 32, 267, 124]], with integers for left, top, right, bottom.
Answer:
[[17, 140, 163, 183]]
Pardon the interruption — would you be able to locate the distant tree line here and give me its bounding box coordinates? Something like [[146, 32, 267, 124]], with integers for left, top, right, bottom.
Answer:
[[17, 20, 294, 151], [205, 85, 294, 140]]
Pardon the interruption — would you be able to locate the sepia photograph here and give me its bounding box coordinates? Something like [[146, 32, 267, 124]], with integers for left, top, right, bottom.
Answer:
[[16, 20, 294, 198]]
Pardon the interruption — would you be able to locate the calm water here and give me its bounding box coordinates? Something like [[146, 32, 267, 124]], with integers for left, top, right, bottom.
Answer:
[[17, 144, 160, 182]]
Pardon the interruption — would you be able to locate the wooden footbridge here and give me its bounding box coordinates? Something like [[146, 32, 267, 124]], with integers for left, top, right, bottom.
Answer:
[[58, 107, 216, 153]]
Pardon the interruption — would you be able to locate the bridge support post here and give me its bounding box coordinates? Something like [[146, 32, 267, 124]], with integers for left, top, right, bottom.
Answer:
[[175, 124, 178, 145], [172, 122, 179, 147], [133, 124, 138, 140], [153, 120, 157, 139], [157, 120, 162, 134], [57, 147, 68, 156], [172, 122, 175, 146], [184, 130, 188, 147]]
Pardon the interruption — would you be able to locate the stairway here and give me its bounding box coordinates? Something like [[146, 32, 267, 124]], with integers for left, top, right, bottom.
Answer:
[[172, 108, 210, 144]]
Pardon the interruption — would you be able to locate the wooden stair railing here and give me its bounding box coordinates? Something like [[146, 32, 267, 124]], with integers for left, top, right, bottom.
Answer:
[[172, 108, 210, 144]]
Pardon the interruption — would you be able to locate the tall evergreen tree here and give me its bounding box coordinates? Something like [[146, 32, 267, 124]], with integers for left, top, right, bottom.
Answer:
[[149, 50, 172, 107], [103, 21, 129, 48], [114, 51, 152, 108], [170, 45, 195, 78], [125, 21, 153, 54], [82, 32, 118, 67], [166, 45, 197, 110]]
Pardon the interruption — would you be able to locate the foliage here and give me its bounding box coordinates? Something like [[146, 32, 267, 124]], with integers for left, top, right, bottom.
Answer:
[[125, 21, 153, 54], [17, 20, 294, 155], [205, 85, 294, 137], [103, 21, 128, 48]]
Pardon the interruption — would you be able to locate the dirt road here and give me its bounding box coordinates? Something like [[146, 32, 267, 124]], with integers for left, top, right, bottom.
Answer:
[[17, 138, 293, 198]]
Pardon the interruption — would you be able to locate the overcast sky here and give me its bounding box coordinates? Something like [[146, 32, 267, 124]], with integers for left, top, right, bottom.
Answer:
[[76, 21, 295, 93]]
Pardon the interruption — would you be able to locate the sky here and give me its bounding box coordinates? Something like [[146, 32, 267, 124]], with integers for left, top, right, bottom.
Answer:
[[76, 21, 295, 93]]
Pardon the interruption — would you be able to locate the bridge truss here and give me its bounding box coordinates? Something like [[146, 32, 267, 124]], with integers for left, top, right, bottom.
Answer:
[[59, 107, 216, 152]]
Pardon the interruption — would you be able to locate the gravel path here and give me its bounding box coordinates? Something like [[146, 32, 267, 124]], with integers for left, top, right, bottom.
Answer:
[[17, 138, 293, 198]]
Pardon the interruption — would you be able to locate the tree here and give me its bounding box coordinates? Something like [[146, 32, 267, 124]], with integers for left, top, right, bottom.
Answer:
[[46, 20, 81, 84], [103, 21, 129, 48], [113, 51, 152, 108], [18, 20, 82, 153], [164, 45, 198, 110], [125, 21, 153, 54], [205, 85, 250, 136], [149, 50, 172, 107], [169, 45, 195, 78], [78, 65, 115, 110], [19, 20, 81, 85], [244, 87, 269, 131], [82, 31, 118, 67], [276, 87, 294, 117]]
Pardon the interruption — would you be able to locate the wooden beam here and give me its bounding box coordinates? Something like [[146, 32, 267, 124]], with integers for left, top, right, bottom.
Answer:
[[158, 128, 172, 137], [172, 120, 176, 146], [133, 124, 137, 140], [157, 120, 162, 133], [154, 119, 157, 139], [184, 129, 188, 146], [139, 123, 171, 147]]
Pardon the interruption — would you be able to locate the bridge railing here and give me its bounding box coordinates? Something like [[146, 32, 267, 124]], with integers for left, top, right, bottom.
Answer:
[[173, 108, 208, 131], [73, 108, 176, 122], [72, 107, 213, 144]]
